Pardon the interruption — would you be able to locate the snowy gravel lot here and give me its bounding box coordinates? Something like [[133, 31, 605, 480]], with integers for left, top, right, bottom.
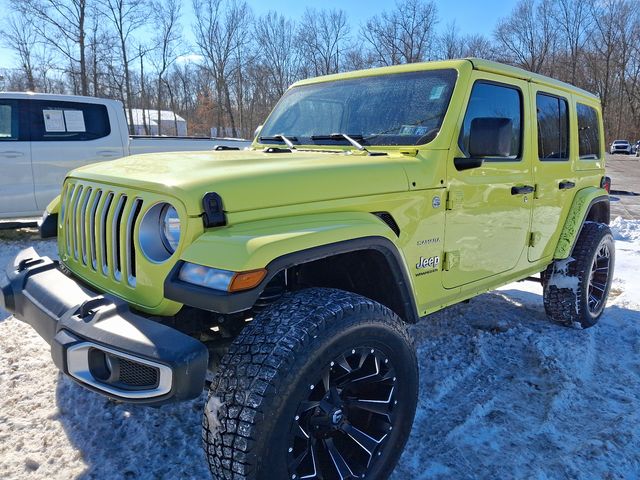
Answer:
[[1, 218, 639, 480]]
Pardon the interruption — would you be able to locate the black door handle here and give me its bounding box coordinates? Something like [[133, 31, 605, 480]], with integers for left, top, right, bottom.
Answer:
[[511, 185, 535, 195], [559, 181, 576, 190]]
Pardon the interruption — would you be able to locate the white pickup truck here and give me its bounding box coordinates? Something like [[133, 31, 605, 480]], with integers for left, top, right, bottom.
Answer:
[[0, 93, 250, 219]]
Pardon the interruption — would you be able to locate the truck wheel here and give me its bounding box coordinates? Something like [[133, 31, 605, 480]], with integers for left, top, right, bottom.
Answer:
[[542, 222, 615, 328], [202, 288, 418, 480]]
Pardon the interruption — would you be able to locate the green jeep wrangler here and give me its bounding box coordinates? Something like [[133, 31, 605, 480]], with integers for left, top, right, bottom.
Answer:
[[1, 59, 614, 479]]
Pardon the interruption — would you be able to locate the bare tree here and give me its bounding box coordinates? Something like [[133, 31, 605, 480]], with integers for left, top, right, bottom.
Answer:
[[255, 11, 299, 99], [99, 0, 148, 134], [151, 0, 182, 135], [1, 15, 39, 90], [193, 0, 252, 137], [297, 8, 350, 76], [552, 0, 594, 83], [438, 21, 464, 60], [493, 0, 557, 74], [16, 0, 93, 94], [362, 0, 439, 66]]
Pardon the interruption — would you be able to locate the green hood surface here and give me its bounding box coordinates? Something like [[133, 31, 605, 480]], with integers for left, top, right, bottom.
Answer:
[[70, 149, 411, 215]]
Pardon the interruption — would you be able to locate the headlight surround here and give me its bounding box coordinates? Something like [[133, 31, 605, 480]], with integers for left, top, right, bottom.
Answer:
[[139, 202, 181, 263]]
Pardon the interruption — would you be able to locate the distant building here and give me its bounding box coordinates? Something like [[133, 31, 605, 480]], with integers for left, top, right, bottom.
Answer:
[[127, 108, 187, 136]]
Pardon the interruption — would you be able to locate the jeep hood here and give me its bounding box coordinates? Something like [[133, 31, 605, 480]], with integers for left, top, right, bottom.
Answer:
[[70, 149, 410, 215]]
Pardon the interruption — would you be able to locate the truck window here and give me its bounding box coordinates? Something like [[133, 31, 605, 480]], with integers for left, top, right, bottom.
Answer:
[[536, 93, 569, 160], [29, 100, 111, 142], [577, 103, 601, 160], [0, 102, 19, 141], [458, 81, 522, 159]]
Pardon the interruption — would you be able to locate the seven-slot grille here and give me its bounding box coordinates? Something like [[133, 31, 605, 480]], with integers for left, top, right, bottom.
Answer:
[[60, 181, 144, 287]]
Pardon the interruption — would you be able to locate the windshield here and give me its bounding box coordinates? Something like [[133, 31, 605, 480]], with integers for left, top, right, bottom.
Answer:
[[259, 69, 457, 147]]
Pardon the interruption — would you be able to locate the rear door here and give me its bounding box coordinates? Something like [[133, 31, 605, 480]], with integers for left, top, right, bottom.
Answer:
[[29, 99, 125, 210], [528, 88, 576, 262], [0, 99, 36, 217], [443, 74, 533, 288]]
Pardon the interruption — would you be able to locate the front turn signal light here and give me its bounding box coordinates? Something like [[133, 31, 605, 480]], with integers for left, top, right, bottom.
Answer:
[[229, 269, 267, 292]]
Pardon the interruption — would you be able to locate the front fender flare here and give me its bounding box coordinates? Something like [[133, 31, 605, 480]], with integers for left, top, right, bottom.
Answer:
[[164, 212, 418, 320]]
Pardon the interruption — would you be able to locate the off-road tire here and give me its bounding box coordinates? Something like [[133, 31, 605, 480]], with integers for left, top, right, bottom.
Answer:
[[202, 288, 418, 480], [542, 222, 615, 328]]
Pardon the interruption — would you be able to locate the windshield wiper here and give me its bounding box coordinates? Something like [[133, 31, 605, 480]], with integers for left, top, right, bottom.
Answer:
[[259, 134, 298, 150], [310, 133, 386, 156]]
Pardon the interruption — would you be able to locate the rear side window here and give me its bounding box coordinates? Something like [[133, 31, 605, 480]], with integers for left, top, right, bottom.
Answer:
[[29, 100, 111, 141], [577, 103, 601, 159], [0, 101, 19, 141], [459, 81, 522, 159], [536, 93, 569, 160]]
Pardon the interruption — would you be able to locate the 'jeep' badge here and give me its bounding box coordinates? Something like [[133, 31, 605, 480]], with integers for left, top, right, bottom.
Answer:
[[417, 256, 440, 270], [432, 196, 441, 208]]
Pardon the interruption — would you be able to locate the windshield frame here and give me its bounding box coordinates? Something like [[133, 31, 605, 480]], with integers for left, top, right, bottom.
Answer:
[[256, 68, 459, 150]]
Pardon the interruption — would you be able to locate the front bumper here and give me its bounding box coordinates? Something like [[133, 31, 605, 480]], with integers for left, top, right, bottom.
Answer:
[[1, 248, 208, 405]]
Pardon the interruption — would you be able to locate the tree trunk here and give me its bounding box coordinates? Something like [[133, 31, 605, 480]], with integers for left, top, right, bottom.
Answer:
[[78, 0, 88, 96]]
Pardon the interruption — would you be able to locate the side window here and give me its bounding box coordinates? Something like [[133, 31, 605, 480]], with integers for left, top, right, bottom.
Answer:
[[30, 100, 111, 141], [536, 93, 569, 160], [577, 103, 601, 160], [459, 81, 522, 159], [0, 101, 19, 141]]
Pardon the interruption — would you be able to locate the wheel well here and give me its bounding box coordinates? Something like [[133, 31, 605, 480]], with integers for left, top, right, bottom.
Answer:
[[585, 199, 610, 225], [287, 249, 418, 323]]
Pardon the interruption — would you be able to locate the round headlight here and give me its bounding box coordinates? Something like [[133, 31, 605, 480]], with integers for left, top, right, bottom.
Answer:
[[161, 204, 181, 253], [139, 202, 181, 263]]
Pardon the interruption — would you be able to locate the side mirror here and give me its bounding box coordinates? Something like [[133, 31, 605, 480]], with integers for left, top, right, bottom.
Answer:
[[254, 124, 263, 139], [469, 117, 512, 157], [455, 117, 513, 171]]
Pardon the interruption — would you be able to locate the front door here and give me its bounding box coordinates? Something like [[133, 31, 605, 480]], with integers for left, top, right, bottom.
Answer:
[[0, 99, 36, 217], [443, 74, 533, 289]]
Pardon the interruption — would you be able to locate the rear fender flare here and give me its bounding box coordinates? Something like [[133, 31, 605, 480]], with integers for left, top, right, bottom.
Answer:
[[554, 187, 609, 259]]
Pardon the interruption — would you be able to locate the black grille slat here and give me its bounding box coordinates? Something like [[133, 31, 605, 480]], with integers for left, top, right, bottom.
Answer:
[[89, 190, 102, 270], [63, 184, 76, 255], [79, 187, 92, 265], [101, 192, 114, 275], [71, 186, 84, 259], [112, 195, 127, 281], [126, 199, 143, 284]]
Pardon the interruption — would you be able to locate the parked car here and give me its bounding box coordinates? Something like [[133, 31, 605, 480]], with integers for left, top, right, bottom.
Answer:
[[1, 59, 614, 480], [0, 93, 250, 219], [610, 139, 632, 154], [634, 140, 640, 156]]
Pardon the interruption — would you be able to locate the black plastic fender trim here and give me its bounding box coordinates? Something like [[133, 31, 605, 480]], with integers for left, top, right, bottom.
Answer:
[[164, 236, 420, 323]]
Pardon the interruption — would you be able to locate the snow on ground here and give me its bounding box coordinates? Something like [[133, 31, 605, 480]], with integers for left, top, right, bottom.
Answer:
[[1, 220, 640, 479]]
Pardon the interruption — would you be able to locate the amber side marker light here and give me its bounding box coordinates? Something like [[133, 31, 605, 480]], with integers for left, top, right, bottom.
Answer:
[[229, 269, 268, 292]]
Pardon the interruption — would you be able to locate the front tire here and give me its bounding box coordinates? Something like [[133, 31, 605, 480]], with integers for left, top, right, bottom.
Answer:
[[203, 288, 419, 480], [542, 222, 615, 328]]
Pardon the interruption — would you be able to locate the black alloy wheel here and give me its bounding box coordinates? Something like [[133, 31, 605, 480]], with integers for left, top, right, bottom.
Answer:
[[288, 346, 398, 479]]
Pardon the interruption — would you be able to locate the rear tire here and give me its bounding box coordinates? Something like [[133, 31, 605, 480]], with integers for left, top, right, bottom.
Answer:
[[202, 288, 419, 480], [542, 222, 615, 328]]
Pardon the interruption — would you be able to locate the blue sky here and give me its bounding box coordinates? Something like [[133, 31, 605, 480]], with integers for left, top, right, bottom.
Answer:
[[0, 0, 519, 70]]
